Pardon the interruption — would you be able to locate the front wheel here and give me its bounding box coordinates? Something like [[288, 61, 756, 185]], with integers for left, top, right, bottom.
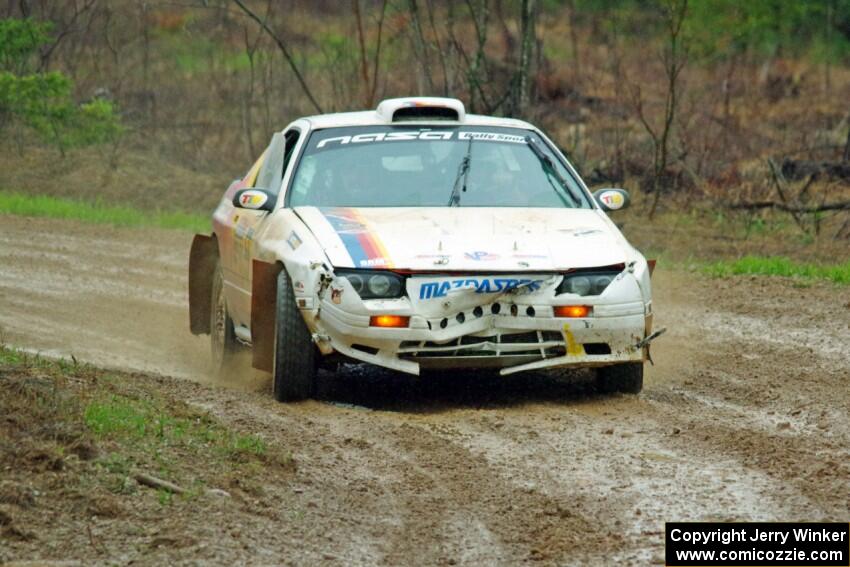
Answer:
[[273, 269, 317, 401], [596, 362, 643, 395]]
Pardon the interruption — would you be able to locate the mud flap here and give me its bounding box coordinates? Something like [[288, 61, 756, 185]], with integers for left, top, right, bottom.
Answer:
[[251, 260, 282, 372], [188, 234, 217, 335]]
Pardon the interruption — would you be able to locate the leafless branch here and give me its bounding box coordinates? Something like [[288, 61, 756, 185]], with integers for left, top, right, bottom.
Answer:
[[231, 0, 323, 114], [728, 201, 850, 213], [370, 0, 388, 106]]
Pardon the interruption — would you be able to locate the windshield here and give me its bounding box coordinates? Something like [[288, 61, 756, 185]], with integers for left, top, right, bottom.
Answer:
[[287, 126, 591, 208]]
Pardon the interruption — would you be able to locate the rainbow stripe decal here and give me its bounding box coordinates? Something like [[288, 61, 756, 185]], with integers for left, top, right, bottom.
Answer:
[[321, 208, 395, 269]]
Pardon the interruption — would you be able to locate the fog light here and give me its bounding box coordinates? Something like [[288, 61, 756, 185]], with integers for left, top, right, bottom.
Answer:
[[554, 305, 591, 318], [369, 315, 410, 328]]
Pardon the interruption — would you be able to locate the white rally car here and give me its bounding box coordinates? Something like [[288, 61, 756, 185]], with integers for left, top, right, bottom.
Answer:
[[189, 97, 661, 401]]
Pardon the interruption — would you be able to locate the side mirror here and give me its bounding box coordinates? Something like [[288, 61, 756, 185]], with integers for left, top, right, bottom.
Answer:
[[593, 188, 630, 212], [233, 188, 276, 212]]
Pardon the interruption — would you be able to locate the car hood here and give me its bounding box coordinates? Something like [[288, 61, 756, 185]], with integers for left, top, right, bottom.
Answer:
[[293, 206, 635, 272]]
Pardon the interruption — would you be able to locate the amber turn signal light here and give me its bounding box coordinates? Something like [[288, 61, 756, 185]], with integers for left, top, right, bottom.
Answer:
[[554, 305, 591, 318], [369, 315, 410, 328]]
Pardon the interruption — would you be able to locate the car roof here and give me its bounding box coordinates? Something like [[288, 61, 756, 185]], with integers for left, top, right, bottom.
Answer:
[[300, 108, 536, 131]]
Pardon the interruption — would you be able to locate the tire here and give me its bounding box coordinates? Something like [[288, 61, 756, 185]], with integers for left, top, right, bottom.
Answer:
[[596, 362, 643, 395], [210, 259, 238, 374], [273, 269, 317, 401]]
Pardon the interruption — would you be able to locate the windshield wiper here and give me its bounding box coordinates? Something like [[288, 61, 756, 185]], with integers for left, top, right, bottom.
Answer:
[[448, 136, 473, 207], [525, 136, 584, 207]]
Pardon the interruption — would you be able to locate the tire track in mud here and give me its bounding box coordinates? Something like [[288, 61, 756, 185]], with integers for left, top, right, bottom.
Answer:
[[1, 215, 848, 565]]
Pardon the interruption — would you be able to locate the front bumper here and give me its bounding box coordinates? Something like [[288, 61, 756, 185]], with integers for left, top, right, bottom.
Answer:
[[313, 297, 648, 376]]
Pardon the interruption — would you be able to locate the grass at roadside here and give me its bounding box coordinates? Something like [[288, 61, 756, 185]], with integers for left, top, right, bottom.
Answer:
[[0, 346, 291, 512], [0, 191, 209, 232], [701, 256, 850, 285]]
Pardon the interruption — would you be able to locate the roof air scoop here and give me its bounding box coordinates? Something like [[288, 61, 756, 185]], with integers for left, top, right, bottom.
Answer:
[[376, 97, 465, 123]]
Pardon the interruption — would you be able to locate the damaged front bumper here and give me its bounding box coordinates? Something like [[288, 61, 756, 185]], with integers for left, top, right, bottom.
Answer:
[[311, 295, 651, 376]]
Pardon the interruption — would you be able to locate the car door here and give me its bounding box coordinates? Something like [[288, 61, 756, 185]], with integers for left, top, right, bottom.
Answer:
[[230, 129, 302, 327], [225, 132, 286, 325], [215, 144, 267, 326]]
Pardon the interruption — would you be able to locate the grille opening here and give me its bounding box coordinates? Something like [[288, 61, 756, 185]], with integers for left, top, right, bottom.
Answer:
[[491, 303, 501, 315], [351, 344, 379, 355], [401, 333, 569, 361], [456, 312, 466, 324], [473, 306, 483, 318], [501, 331, 538, 344], [392, 106, 459, 121], [526, 306, 536, 317], [583, 343, 612, 355], [541, 331, 562, 342], [400, 340, 420, 349], [440, 318, 448, 329], [510, 304, 518, 317]]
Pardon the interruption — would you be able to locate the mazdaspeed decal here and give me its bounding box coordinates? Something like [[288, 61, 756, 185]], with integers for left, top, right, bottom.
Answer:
[[321, 208, 394, 268], [418, 277, 543, 300], [238, 190, 268, 209]]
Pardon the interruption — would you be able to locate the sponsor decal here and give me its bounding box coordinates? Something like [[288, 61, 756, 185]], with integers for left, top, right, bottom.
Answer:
[[598, 190, 625, 210], [465, 251, 500, 261], [458, 131, 526, 144], [238, 190, 268, 209], [234, 225, 254, 259], [287, 231, 302, 250], [511, 253, 548, 259], [562, 323, 585, 356], [293, 280, 305, 292], [418, 277, 543, 300], [331, 288, 343, 304], [359, 257, 389, 267], [321, 208, 395, 269], [415, 253, 450, 265], [316, 130, 526, 150]]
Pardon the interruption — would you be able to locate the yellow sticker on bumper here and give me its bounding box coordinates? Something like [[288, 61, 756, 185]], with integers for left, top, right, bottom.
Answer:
[[562, 323, 585, 356]]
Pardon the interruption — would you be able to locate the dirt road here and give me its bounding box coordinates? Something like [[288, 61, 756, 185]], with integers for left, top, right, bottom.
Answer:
[[1, 215, 848, 565]]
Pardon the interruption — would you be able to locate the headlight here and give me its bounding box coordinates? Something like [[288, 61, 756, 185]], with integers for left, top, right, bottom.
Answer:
[[337, 270, 405, 299], [556, 270, 621, 296]]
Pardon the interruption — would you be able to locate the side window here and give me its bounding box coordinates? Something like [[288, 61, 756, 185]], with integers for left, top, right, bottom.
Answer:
[[282, 129, 300, 174], [243, 149, 267, 188], [256, 132, 287, 194]]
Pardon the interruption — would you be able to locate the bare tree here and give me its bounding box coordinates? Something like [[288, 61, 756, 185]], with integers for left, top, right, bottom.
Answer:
[[566, 0, 581, 84], [231, 0, 323, 114], [425, 0, 451, 96], [630, 0, 689, 219], [512, 0, 536, 117], [241, 23, 263, 159], [352, 0, 388, 108], [407, 0, 435, 95], [353, 0, 370, 106], [446, 0, 493, 113]]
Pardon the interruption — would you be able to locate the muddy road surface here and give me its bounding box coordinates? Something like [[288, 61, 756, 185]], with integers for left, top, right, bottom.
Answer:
[[1, 215, 849, 565]]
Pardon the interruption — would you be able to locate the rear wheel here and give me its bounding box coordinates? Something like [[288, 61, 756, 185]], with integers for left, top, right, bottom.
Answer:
[[210, 259, 237, 374], [597, 362, 643, 394], [273, 270, 317, 401]]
